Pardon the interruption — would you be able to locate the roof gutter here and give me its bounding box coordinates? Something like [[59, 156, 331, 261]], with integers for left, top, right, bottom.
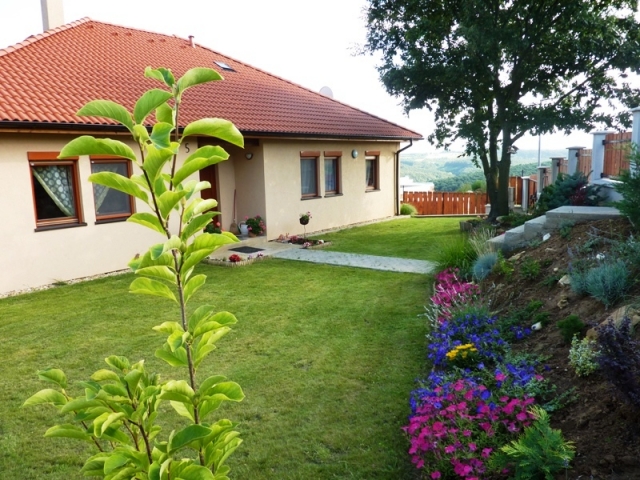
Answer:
[[394, 139, 414, 215]]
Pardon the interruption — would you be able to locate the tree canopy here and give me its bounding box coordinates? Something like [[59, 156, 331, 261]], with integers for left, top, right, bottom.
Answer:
[[365, 0, 640, 217]]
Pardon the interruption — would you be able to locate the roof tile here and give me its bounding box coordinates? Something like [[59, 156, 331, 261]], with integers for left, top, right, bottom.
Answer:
[[0, 19, 421, 140]]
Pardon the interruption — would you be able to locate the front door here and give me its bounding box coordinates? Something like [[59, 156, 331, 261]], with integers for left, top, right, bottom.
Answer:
[[199, 165, 221, 225]]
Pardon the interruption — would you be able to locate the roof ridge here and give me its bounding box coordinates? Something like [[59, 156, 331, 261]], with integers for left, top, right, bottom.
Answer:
[[194, 43, 422, 138], [0, 17, 92, 59]]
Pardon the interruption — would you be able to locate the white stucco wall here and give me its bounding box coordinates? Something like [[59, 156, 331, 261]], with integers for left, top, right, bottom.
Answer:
[[260, 140, 399, 239], [0, 132, 196, 295]]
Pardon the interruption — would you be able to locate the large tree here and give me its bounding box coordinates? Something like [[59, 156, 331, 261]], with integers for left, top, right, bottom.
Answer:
[[365, 0, 640, 218]]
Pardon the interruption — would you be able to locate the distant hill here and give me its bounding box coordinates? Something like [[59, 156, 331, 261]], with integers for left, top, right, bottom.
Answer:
[[401, 149, 564, 191]]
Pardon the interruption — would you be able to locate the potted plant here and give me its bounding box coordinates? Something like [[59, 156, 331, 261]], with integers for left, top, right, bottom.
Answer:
[[245, 215, 265, 236], [204, 221, 222, 234], [299, 211, 311, 239]]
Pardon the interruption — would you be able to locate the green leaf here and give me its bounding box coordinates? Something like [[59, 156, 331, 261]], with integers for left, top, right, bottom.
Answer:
[[150, 122, 174, 149], [194, 199, 218, 215], [194, 343, 217, 369], [82, 453, 109, 475], [59, 397, 104, 414], [102, 383, 129, 398], [182, 180, 212, 200], [170, 400, 195, 422], [188, 305, 215, 332], [167, 329, 185, 351], [159, 380, 194, 404], [128, 213, 166, 234], [134, 89, 174, 124], [37, 368, 67, 388], [155, 346, 188, 367], [198, 375, 227, 395], [96, 412, 126, 436], [183, 274, 206, 303], [150, 243, 166, 260], [133, 124, 151, 143], [136, 266, 177, 283], [59, 135, 136, 161], [105, 356, 130, 371], [143, 145, 174, 184], [181, 249, 214, 275], [201, 382, 244, 403], [77, 100, 134, 132], [145, 67, 176, 87], [162, 235, 183, 255], [172, 154, 227, 186], [89, 171, 149, 203], [157, 191, 187, 219], [152, 321, 183, 335], [104, 453, 130, 474], [181, 213, 215, 242], [183, 146, 228, 165], [130, 277, 177, 303], [124, 369, 143, 393], [193, 312, 237, 338], [177, 67, 223, 92], [23, 388, 67, 407], [175, 464, 215, 480], [168, 425, 212, 454], [44, 424, 93, 442], [182, 119, 244, 148], [156, 102, 174, 124], [91, 369, 121, 382]]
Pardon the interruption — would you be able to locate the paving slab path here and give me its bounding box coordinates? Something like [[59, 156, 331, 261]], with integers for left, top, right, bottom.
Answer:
[[272, 248, 435, 274]]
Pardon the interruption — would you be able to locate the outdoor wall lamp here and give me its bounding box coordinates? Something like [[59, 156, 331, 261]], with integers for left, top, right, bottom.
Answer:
[[351, 149, 359, 159], [245, 152, 253, 160]]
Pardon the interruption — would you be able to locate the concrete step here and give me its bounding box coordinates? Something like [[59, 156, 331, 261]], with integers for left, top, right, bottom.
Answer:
[[488, 232, 506, 251], [523, 216, 548, 240], [545, 206, 622, 229], [503, 224, 526, 249]]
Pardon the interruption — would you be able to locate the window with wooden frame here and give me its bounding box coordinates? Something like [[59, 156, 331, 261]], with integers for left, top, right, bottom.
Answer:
[[300, 151, 320, 198], [365, 151, 380, 191], [29, 152, 84, 229], [324, 151, 341, 195], [90, 157, 135, 222]]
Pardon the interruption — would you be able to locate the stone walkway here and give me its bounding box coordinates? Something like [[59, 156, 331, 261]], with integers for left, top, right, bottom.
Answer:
[[271, 248, 435, 274]]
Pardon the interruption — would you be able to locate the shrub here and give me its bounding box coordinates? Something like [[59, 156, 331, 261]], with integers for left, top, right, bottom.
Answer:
[[489, 405, 575, 480], [468, 226, 496, 257], [433, 236, 477, 279], [559, 220, 575, 239], [614, 145, 640, 230], [584, 259, 630, 307], [568, 257, 590, 296], [472, 252, 498, 280], [597, 318, 640, 407], [494, 252, 514, 279], [245, 214, 266, 235], [520, 258, 541, 281], [532, 312, 551, 327], [556, 315, 585, 344], [400, 202, 418, 215], [535, 171, 602, 215], [569, 336, 600, 377]]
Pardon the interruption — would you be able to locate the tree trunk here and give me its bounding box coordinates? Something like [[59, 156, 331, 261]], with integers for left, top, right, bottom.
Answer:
[[495, 153, 512, 218]]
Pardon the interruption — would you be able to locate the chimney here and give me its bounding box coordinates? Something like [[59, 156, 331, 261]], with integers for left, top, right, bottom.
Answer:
[[41, 0, 65, 31], [189, 35, 195, 47]]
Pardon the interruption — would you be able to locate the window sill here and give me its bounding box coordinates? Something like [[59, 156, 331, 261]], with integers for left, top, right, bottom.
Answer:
[[34, 222, 88, 232], [365, 189, 381, 193], [301, 195, 321, 201], [95, 216, 130, 225], [324, 193, 343, 198]]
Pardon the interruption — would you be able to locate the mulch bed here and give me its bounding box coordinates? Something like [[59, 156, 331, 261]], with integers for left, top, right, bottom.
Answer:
[[483, 218, 640, 479]]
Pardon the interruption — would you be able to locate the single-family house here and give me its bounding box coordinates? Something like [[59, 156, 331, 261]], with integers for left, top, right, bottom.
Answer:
[[0, 17, 422, 295]]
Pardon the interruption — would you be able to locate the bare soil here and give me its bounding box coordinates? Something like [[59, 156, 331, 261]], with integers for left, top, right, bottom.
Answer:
[[483, 218, 640, 479]]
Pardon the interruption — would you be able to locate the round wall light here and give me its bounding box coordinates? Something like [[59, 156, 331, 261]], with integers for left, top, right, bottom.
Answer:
[[351, 149, 358, 159], [245, 152, 253, 160]]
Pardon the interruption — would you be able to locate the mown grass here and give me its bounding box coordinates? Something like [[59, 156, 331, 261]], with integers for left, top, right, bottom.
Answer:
[[312, 217, 465, 261], [0, 259, 429, 479]]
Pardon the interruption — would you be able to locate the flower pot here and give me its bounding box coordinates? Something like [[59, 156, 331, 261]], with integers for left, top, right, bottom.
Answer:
[[239, 223, 249, 236], [248, 232, 257, 238], [300, 217, 309, 226]]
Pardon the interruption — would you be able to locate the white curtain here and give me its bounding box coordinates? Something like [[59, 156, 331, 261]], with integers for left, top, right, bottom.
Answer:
[[91, 163, 113, 210], [32, 166, 75, 216], [301, 159, 317, 195], [325, 159, 336, 192]]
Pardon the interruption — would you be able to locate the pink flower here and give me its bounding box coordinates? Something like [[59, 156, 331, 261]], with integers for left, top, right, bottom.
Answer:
[[481, 448, 493, 458], [445, 445, 456, 454], [495, 372, 506, 382], [516, 411, 528, 421], [468, 442, 477, 451], [430, 472, 441, 479], [462, 429, 472, 437]]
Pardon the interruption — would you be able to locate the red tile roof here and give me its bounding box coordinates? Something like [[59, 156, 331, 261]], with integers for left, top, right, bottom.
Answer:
[[0, 19, 422, 140]]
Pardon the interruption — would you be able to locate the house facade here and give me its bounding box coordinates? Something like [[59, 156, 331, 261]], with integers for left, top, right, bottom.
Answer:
[[0, 18, 421, 295]]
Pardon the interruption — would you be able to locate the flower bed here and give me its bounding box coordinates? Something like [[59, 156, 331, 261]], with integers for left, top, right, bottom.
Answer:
[[205, 252, 266, 267], [408, 268, 573, 479]]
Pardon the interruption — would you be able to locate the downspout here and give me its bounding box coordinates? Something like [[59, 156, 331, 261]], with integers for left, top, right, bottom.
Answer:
[[394, 139, 413, 215]]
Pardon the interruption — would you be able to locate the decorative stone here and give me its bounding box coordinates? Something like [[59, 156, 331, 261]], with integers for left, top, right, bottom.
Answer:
[[558, 275, 571, 286], [542, 233, 551, 242], [557, 294, 569, 309], [587, 305, 640, 338], [510, 252, 525, 262]]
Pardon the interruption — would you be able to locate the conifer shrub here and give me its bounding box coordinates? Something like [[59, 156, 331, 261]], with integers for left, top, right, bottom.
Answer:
[[584, 259, 630, 308], [472, 252, 498, 280], [615, 145, 640, 230], [556, 315, 585, 344], [534, 171, 602, 215]]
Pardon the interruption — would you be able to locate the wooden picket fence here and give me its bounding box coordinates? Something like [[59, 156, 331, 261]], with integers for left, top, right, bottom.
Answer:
[[603, 131, 631, 177], [577, 149, 592, 179], [402, 191, 488, 215]]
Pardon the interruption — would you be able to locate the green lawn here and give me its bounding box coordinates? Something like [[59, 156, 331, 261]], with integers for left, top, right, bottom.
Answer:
[[0, 259, 430, 479], [312, 217, 465, 260]]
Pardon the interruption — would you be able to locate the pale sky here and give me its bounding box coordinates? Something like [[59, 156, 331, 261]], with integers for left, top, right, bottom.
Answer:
[[0, 0, 601, 154]]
